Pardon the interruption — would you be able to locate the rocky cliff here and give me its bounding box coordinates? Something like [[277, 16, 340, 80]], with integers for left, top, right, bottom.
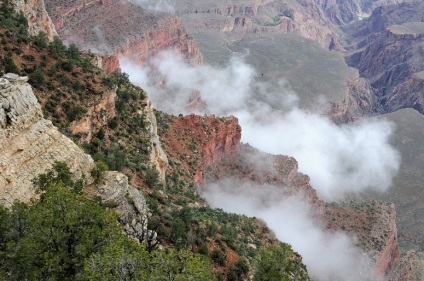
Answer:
[[12, 0, 58, 40], [44, 0, 203, 67], [344, 0, 424, 115], [0, 72, 151, 242], [156, 111, 400, 277], [70, 87, 117, 142], [157, 114, 241, 184], [0, 73, 94, 206]]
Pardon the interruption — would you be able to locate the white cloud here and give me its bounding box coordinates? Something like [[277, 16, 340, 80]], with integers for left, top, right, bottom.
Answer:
[[120, 50, 400, 201], [202, 179, 378, 281], [129, 0, 175, 14]]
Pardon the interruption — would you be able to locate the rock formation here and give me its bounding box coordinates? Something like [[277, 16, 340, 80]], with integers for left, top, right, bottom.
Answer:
[[12, 0, 58, 40], [44, 0, 203, 66], [143, 100, 168, 185], [344, 0, 424, 115], [97, 171, 151, 242], [0, 73, 94, 207]]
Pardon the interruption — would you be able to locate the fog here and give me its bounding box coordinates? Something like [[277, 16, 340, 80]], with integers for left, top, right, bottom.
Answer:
[[118, 48, 400, 280], [120, 50, 400, 201], [129, 0, 175, 14], [202, 178, 376, 281]]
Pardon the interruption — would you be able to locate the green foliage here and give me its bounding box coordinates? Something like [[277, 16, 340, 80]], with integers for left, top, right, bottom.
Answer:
[[3, 53, 18, 74], [1, 185, 122, 280], [62, 101, 87, 122], [28, 68, 44, 88], [31, 31, 48, 48], [67, 43, 80, 61], [49, 36, 66, 59], [253, 242, 310, 281], [32, 161, 84, 194], [146, 166, 160, 188], [90, 160, 109, 184]]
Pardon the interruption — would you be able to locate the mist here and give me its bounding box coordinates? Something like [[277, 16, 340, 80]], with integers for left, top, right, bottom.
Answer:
[[202, 178, 376, 281], [120, 50, 400, 201], [129, 0, 175, 14]]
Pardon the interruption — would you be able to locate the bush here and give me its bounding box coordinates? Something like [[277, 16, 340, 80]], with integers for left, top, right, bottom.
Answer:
[[146, 166, 160, 188]]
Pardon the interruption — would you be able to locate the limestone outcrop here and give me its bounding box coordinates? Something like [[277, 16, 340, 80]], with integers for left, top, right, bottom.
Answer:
[[143, 100, 168, 185], [0, 73, 94, 207], [97, 171, 150, 242], [12, 0, 58, 40]]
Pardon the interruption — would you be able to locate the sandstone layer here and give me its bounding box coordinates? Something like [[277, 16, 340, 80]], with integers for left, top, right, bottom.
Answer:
[[0, 73, 94, 207], [44, 0, 203, 68]]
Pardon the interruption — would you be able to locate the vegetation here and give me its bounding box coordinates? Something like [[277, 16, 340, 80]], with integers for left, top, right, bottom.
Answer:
[[0, 3, 311, 280], [0, 165, 216, 280]]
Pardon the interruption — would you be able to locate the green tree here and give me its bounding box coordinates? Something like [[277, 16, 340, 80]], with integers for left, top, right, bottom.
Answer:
[[3, 53, 19, 74], [90, 160, 109, 184], [3, 185, 122, 280], [67, 43, 80, 61], [49, 36, 66, 58], [31, 31, 48, 48], [32, 161, 83, 193], [146, 166, 160, 188], [253, 242, 310, 281]]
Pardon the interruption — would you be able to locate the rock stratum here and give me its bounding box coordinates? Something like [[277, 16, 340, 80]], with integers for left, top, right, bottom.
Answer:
[[0, 73, 94, 207], [44, 0, 203, 70]]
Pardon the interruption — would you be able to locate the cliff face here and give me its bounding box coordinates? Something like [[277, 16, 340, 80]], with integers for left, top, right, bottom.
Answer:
[[157, 111, 399, 277], [12, 0, 58, 40], [0, 73, 94, 207], [158, 114, 241, 184], [344, 1, 424, 115], [0, 73, 150, 242], [44, 0, 203, 67]]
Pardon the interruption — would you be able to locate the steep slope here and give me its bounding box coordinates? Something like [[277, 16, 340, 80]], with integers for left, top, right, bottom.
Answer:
[[44, 0, 202, 68], [344, 0, 424, 114]]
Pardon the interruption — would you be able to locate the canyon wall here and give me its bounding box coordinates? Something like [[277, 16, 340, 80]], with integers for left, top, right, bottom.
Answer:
[[44, 0, 203, 69]]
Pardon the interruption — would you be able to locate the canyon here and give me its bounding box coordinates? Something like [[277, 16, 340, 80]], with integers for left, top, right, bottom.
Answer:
[[2, 0, 424, 279]]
